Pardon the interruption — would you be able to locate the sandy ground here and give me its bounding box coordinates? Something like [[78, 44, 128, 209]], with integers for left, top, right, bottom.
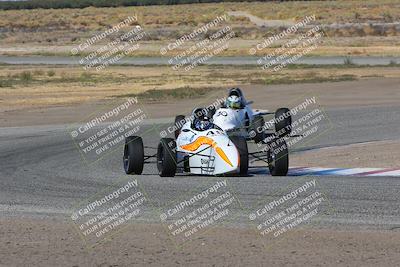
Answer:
[[291, 140, 400, 168], [1, 218, 400, 267], [2, 65, 399, 113], [2, 77, 400, 127]]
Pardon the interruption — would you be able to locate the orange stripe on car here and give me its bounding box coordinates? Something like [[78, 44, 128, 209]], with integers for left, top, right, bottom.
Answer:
[[181, 136, 233, 167]]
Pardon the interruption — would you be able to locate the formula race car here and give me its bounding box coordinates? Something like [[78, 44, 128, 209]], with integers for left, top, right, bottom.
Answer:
[[213, 88, 292, 143], [123, 99, 291, 177], [171, 88, 294, 176], [175, 88, 292, 143], [123, 109, 248, 177]]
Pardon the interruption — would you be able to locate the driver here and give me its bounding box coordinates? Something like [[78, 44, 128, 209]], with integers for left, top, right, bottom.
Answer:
[[225, 94, 242, 109], [192, 108, 213, 131], [225, 88, 244, 109]]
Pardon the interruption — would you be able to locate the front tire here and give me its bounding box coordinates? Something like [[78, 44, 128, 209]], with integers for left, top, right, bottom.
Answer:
[[123, 136, 144, 175], [230, 136, 249, 176], [275, 108, 292, 137], [157, 138, 177, 177], [267, 137, 289, 176], [174, 115, 186, 139]]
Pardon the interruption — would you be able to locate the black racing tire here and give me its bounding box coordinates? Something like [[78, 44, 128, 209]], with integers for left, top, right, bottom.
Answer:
[[244, 113, 251, 128], [230, 136, 249, 176], [174, 115, 186, 139], [157, 138, 177, 177], [123, 136, 144, 175], [275, 108, 292, 137], [267, 137, 289, 176], [251, 115, 265, 143]]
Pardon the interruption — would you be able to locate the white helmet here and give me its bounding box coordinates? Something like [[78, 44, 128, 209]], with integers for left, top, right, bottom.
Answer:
[[226, 95, 242, 109]]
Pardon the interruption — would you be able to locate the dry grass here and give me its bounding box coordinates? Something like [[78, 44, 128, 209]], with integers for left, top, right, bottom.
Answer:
[[1, 0, 399, 31], [0, 0, 399, 57]]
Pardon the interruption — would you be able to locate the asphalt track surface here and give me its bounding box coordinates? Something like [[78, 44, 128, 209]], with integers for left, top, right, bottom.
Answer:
[[1, 105, 400, 230]]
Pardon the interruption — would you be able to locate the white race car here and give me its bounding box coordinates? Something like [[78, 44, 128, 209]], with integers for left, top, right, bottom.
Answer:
[[173, 88, 294, 176], [211, 88, 292, 143], [123, 108, 248, 177]]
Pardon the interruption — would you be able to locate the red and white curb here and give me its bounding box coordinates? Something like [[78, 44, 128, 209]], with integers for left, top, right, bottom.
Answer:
[[251, 167, 400, 177], [288, 167, 400, 177]]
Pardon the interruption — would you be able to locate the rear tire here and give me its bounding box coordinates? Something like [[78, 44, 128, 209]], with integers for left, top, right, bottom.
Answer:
[[157, 138, 177, 177], [267, 137, 289, 176], [251, 115, 265, 143], [230, 136, 249, 176], [174, 115, 186, 139], [123, 136, 144, 175], [275, 108, 292, 137]]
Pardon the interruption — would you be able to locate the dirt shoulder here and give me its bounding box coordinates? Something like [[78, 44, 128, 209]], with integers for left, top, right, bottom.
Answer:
[[0, 218, 399, 267], [1, 64, 400, 114], [1, 77, 399, 127]]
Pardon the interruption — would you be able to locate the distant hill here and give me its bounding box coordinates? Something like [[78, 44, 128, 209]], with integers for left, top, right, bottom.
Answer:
[[0, 0, 268, 10]]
